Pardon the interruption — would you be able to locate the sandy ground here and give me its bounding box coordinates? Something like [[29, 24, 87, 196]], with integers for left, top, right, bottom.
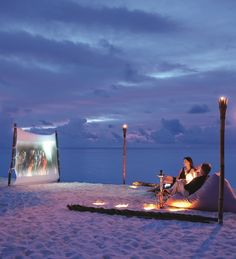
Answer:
[[0, 179, 236, 258]]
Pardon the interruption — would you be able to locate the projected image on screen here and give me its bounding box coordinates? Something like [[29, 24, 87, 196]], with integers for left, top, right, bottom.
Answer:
[[13, 128, 59, 184], [15, 142, 57, 177]]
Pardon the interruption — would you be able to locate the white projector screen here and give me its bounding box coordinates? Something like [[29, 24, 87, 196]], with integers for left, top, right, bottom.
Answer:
[[14, 128, 59, 184]]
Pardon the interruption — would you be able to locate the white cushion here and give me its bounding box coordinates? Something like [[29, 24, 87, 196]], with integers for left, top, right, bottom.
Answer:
[[166, 173, 236, 213]]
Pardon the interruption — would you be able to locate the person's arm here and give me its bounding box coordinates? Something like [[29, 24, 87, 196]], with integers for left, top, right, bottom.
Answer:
[[163, 168, 185, 185]]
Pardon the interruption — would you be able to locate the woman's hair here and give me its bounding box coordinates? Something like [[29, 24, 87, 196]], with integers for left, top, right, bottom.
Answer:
[[184, 156, 194, 168]]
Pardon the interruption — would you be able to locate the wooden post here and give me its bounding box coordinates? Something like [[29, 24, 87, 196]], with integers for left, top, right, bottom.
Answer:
[[218, 97, 228, 224], [122, 124, 128, 185], [8, 123, 17, 186], [55, 130, 61, 182]]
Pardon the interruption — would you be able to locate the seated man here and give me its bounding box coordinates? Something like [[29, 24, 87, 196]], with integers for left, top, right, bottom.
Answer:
[[184, 163, 211, 196], [164, 163, 211, 197]]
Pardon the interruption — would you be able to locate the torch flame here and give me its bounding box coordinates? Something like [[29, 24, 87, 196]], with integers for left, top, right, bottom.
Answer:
[[219, 96, 228, 105]]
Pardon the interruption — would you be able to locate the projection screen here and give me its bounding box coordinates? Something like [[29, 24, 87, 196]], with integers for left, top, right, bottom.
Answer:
[[14, 128, 59, 184]]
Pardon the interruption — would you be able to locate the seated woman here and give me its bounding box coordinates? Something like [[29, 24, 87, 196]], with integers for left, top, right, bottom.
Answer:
[[150, 156, 197, 193], [165, 163, 211, 197], [165, 156, 197, 186]]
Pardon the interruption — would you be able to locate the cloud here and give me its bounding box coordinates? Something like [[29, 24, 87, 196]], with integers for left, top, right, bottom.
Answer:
[[188, 104, 210, 114], [98, 39, 123, 56], [0, 30, 126, 70], [161, 118, 185, 135], [151, 119, 185, 144], [150, 117, 236, 146], [176, 126, 216, 145], [93, 89, 110, 98], [0, 0, 235, 148], [1, 0, 180, 34]]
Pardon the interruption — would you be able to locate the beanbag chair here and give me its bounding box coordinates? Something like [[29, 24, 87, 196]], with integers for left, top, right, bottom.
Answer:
[[166, 173, 236, 212]]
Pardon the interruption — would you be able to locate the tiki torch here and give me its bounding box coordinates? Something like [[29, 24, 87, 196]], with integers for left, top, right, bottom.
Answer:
[[122, 124, 128, 185], [218, 96, 228, 224]]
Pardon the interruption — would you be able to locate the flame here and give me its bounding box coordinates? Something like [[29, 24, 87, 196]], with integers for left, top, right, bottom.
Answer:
[[115, 204, 129, 208], [219, 96, 228, 105], [143, 203, 157, 211], [129, 185, 138, 189], [93, 200, 106, 206], [123, 124, 128, 129]]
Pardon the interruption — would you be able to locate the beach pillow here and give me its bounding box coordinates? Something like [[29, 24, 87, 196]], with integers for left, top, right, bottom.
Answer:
[[166, 173, 236, 213]]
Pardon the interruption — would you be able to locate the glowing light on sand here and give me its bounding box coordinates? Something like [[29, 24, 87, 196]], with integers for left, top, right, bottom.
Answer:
[[169, 201, 191, 209], [93, 200, 106, 206], [143, 203, 157, 211], [129, 185, 138, 189], [115, 204, 129, 208], [167, 207, 187, 212]]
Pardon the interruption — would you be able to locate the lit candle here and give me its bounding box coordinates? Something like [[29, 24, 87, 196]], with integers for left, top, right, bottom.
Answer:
[[129, 185, 138, 189], [115, 204, 129, 208], [93, 200, 106, 206], [143, 203, 157, 211]]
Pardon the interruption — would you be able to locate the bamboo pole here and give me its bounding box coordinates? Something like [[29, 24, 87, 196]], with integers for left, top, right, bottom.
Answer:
[[218, 97, 228, 224], [55, 130, 61, 182], [122, 124, 128, 185], [8, 123, 17, 186]]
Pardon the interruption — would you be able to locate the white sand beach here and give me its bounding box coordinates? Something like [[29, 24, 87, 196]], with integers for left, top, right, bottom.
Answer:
[[1, 179, 236, 259]]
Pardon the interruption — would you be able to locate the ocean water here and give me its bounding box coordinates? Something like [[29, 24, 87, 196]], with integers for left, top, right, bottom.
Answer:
[[1, 147, 236, 188], [58, 147, 236, 188]]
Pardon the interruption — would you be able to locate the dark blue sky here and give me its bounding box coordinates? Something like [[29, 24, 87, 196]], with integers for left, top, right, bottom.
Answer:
[[0, 0, 236, 147]]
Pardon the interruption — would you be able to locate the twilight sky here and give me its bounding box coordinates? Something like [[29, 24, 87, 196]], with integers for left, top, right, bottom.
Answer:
[[0, 0, 236, 147]]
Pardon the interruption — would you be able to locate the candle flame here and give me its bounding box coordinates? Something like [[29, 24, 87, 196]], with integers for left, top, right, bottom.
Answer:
[[115, 203, 129, 208], [129, 185, 138, 189], [143, 203, 157, 211], [93, 200, 106, 206]]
